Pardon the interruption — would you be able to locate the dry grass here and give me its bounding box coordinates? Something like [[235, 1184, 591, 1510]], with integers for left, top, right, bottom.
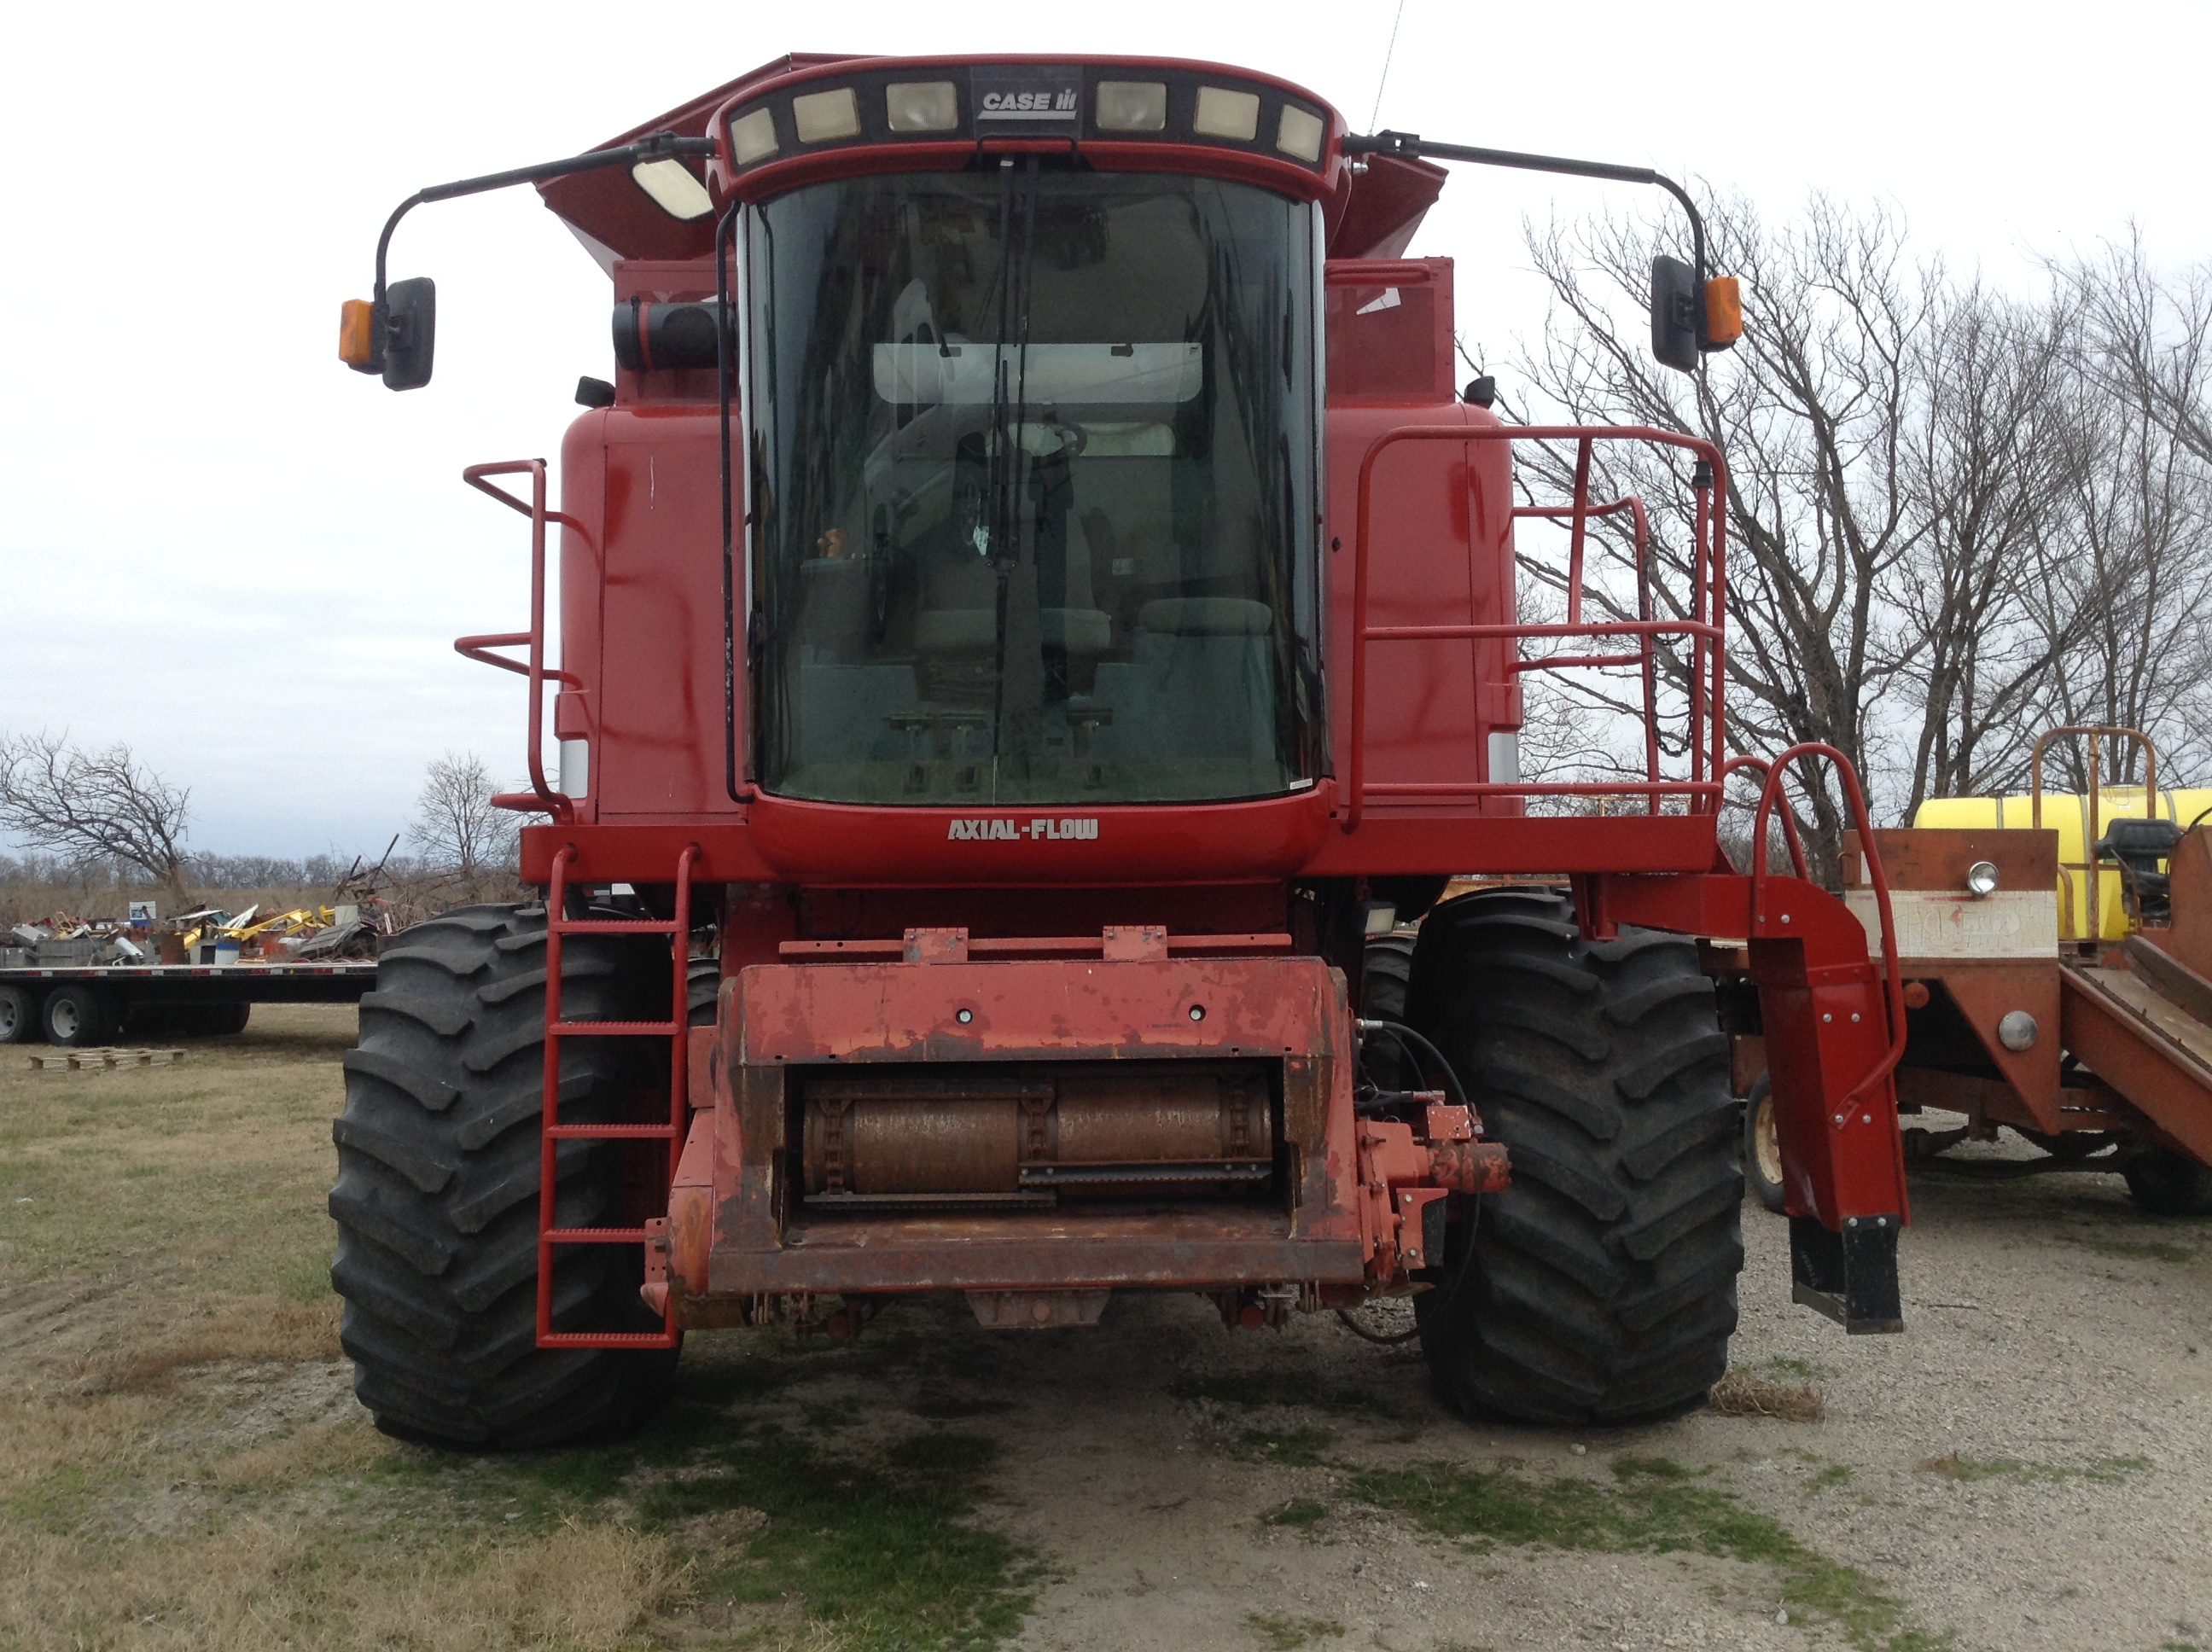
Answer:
[[0, 1006, 695, 1652], [1707, 1367, 1825, 1422], [0, 1517, 683, 1650], [0, 1005, 998, 1652]]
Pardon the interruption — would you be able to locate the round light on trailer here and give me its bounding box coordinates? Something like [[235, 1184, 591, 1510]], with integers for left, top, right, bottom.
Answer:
[[1095, 80, 1167, 132], [886, 80, 958, 132], [631, 158, 713, 220], [1997, 1009, 2039, 1052], [1965, 859, 2000, 897]]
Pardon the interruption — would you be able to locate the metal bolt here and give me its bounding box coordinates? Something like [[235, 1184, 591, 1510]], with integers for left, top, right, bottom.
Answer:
[[956, 1008, 973, 1024], [1781, 913, 1792, 924], [1833, 1114, 1846, 1126], [1823, 1012, 1833, 1023], [1190, 1004, 1206, 1021], [1861, 1114, 1871, 1124], [1850, 1012, 1860, 1023], [1847, 1216, 1858, 1228]]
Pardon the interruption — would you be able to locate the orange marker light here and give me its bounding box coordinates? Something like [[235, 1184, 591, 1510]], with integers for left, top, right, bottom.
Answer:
[[1703, 276, 1743, 349], [339, 299, 377, 368]]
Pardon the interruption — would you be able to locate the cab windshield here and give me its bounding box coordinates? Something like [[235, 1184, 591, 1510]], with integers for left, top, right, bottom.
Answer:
[[745, 163, 1321, 806]]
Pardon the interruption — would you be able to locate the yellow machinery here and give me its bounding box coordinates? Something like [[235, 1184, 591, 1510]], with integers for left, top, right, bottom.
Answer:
[[1912, 727, 2212, 942]]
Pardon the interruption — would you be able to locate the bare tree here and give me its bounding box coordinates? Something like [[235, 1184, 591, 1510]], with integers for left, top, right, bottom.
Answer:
[[0, 732, 193, 909], [1509, 196, 2212, 877], [2040, 235, 2212, 787], [1516, 196, 1935, 876], [408, 753, 519, 902], [1886, 282, 2078, 814], [2063, 230, 2212, 468]]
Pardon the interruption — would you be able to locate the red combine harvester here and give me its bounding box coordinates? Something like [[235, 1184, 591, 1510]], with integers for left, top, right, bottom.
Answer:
[[334, 53, 1912, 1448]]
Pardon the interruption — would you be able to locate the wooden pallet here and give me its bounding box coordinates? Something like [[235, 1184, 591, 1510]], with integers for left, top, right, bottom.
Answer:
[[25, 1047, 187, 1071]]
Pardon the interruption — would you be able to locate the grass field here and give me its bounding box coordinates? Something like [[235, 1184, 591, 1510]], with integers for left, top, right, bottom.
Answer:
[[0, 1006, 1038, 1651], [0, 1005, 2016, 1652]]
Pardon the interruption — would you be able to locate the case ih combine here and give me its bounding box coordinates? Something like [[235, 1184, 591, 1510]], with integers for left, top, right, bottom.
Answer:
[[333, 53, 1915, 1449]]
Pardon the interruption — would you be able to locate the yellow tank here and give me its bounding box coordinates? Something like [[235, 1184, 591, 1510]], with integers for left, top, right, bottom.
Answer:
[[1913, 786, 2212, 940]]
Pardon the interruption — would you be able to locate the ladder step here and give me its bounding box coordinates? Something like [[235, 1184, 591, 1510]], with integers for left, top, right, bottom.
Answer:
[[549, 1019, 680, 1037], [538, 1330, 680, 1349], [543, 1225, 654, 1244], [545, 1123, 678, 1140], [551, 917, 682, 935]]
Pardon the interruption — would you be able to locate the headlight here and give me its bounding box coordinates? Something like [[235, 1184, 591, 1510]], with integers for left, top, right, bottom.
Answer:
[[1095, 81, 1167, 132], [631, 159, 713, 220], [793, 87, 861, 144], [1965, 860, 2000, 898], [886, 81, 959, 132]]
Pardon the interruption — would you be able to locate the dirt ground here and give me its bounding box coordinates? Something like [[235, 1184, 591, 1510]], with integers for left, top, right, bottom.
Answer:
[[2, 1005, 2207, 1651]]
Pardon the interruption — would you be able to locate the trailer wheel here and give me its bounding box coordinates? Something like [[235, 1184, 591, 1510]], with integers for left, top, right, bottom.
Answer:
[[329, 904, 684, 1450], [0, 984, 38, 1044], [1406, 886, 1743, 1426], [1743, 1074, 1789, 1213], [2122, 1146, 2212, 1216], [43, 985, 115, 1047], [202, 1001, 251, 1036]]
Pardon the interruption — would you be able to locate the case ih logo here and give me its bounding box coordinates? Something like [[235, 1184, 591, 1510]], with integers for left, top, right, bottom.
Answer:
[[970, 67, 1081, 126], [946, 817, 1100, 841], [978, 89, 1079, 117]]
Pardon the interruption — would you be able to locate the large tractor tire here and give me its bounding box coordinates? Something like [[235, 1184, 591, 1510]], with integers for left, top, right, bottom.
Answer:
[[1361, 933, 1416, 1021], [1405, 886, 1743, 1425], [329, 904, 684, 1449]]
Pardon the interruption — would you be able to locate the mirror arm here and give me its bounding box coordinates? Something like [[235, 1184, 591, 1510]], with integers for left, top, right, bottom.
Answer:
[[1341, 131, 1711, 346], [370, 132, 719, 301]]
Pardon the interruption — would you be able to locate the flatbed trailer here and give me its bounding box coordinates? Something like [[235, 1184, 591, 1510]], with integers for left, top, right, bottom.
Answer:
[[0, 960, 375, 1047]]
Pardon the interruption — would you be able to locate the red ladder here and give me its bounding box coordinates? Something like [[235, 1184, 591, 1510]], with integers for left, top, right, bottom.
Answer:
[[536, 841, 698, 1349]]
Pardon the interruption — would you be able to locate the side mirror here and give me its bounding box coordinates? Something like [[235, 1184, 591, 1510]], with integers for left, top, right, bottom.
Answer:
[[1650, 255, 1700, 373], [381, 276, 437, 391]]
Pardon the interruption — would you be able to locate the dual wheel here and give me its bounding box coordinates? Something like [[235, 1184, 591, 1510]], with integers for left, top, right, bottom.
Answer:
[[0, 985, 251, 1046]]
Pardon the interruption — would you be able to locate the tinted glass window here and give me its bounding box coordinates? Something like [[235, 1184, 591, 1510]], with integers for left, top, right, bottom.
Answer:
[[746, 165, 1320, 805]]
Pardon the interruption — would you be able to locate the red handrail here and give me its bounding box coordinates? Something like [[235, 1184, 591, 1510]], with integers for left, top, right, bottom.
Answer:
[[1718, 753, 1809, 879], [457, 459, 583, 823], [1344, 424, 1728, 831], [1747, 743, 1906, 1109]]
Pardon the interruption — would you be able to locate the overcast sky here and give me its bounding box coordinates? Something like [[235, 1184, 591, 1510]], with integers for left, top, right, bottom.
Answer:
[[4, 1, 2207, 858]]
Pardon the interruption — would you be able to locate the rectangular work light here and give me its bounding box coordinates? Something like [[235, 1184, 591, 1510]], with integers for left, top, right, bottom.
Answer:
[[886, 81, 959, 131], [1095, 80, 1167, 131]]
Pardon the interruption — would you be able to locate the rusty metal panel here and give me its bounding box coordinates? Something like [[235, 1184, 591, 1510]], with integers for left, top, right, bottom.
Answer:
[[705, 1204, 1365, 1294], [735, 955, 1343, 1063], [2062, 965, 2212, 1164]]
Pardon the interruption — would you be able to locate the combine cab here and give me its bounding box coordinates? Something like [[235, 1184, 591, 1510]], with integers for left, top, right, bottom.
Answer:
[[332, 53, 1912, 1448]]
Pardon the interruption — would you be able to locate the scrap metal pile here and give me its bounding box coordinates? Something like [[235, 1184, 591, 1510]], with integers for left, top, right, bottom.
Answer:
[[0, 849, 400, 969]]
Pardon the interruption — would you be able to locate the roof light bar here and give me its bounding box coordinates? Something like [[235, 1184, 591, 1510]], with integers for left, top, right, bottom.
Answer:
[[718, 66, 1336, 183]]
